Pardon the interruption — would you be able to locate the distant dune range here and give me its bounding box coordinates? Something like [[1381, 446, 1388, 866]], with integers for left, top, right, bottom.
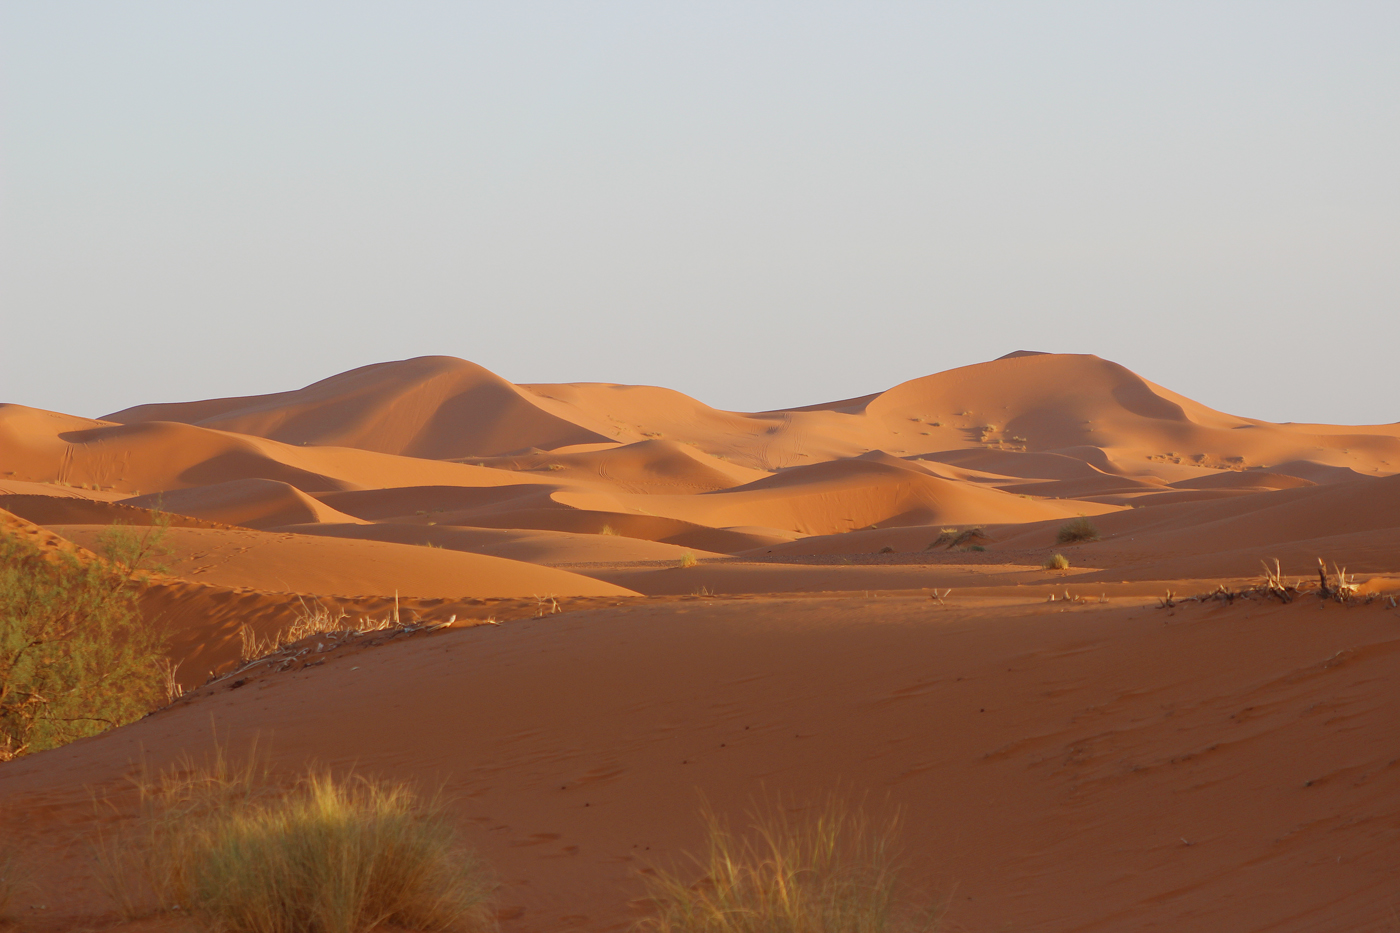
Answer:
[[0, 349, 1396, 653], [2, 352, 1399, 932]]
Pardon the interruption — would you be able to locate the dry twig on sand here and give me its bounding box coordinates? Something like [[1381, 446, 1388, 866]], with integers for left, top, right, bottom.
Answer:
[[1156, 558, 1380, 611]]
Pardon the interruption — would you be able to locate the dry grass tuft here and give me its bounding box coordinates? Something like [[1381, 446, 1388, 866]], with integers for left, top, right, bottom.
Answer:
[[636, 798, 937, 933], [237, 600, 402, 666], [600, 524, 620, 536], [98, 746, 493, 932], [925, 527, 988, 551], [678, 552, 699, 569], [1056, 518, 1099, 544], [1043, 553, 1071, 571]]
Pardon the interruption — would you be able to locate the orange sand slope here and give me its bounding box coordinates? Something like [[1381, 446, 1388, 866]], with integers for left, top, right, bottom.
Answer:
[[50, 523, 637, 599], [2, 595, 1398, 932], [4, 349, 1397, 585], [125, 478, 368, 528], [100, 353, 1400, 475], [3, 353, 1400, 933]]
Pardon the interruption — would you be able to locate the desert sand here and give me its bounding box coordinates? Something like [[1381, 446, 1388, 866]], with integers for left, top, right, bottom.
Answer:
[[1, 350, 1398, 932]]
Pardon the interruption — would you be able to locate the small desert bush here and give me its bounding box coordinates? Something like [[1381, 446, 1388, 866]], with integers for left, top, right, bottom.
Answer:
[[678, 552, 699, 569], [637, 799, 936, 933], [103, 749, 493, 933], [925, 527, 987, 551], [0, 525, 167, 760], [1056, 518, 1099, 544], [1043, 553, 1070, 571], [600, 524, 620, 536]]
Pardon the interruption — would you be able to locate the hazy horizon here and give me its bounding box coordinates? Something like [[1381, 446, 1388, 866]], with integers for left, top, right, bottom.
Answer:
[[3, 2, 1397, 424]]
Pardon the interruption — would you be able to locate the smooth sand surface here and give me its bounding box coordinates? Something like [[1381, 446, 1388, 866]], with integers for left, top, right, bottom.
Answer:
[[274, 521, 725, 564], [51, 524, 638, 599], [3, 351, 1399, 932], [3, 595, 1398, 932], [123, 478, 368, 528]]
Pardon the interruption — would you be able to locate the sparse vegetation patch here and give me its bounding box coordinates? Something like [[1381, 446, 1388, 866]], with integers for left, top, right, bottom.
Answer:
[[926, 527, 989, 550], [0, 525, 167, 760], [1056, 518, 1099, 544], [637, 798, 937, 933], [99, 749, 494, 933]]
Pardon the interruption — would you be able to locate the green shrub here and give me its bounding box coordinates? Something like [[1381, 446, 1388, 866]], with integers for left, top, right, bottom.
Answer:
[[1043, 553, 1071, 571], [106, 750, 494, 932], [0, 526, 167, 760], [637, 799, 936, 933], [1056, 518, 1099, 544]]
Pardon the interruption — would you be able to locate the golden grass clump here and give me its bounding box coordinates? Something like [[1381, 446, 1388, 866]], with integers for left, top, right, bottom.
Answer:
[[99, 747, 493, 933], [600, 524, 620, 536], [637, 799, 937, 933], [1056, 517, 1099, 544], [678, 552, 699, 569], [237, 601, 404, 664], [1043, 553, 1071, 571]]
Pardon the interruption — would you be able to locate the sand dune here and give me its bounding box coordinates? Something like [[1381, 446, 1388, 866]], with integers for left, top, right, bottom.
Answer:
[[918, 446, 1131, 480], [104, 356, 621, 458], [613, 457, 1120, 536], [102, 353, 1400, 482], [124, 478, 367, 529], [986, 474, 1400, 580], [4, 352, 1400, 933], [0, 405, 559, 495], [0, 493, 230, 529], [49, 524, 638, 599], [275, 521, 724, 564], [0, 477, 133, 501], [1169, 469, 1317, 490], [466, 438, 772, 492], [864, 353, 1400, 474]]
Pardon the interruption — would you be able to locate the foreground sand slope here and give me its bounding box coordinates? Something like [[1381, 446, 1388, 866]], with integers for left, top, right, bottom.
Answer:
[[2, 594, 1397, 932], [50, 524, 638, 599]]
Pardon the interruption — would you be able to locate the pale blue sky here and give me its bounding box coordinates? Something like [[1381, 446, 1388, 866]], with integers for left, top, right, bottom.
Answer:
[[2, 2, 1397, 423]]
